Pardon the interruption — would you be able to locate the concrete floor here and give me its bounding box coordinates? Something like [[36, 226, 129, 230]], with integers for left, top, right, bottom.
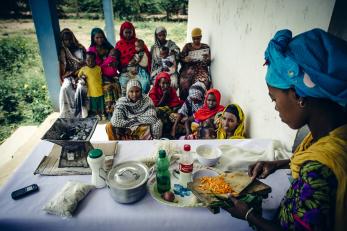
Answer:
[[0, 113, 109, 186]]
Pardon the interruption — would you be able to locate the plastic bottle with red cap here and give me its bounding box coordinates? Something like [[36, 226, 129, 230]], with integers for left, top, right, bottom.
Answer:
[[179, 144, 194, 188]]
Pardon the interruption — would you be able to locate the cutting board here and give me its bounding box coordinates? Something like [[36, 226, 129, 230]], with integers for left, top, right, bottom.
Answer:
[[187, 171, 272, 211], [222, 172, 254, 196], [190, 171, 254, 197]]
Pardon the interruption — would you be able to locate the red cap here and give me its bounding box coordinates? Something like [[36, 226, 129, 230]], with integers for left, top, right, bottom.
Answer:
[[183, 144, 191, 151]]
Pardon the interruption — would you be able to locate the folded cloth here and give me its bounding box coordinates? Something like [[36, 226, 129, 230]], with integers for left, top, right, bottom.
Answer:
[[216, 140, 292, 171]]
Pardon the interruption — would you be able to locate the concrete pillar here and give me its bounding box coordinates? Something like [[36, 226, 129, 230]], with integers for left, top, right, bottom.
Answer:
[[29, 0, 61, 111], [102, 0, 116, 45]]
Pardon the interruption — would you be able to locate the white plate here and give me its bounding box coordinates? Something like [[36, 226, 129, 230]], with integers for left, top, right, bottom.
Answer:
[[147, 161, 219, 208]]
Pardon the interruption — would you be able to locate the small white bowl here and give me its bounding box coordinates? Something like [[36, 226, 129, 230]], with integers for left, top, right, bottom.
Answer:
[[192, 169, 219, 180], [196, 145, 222, 166]]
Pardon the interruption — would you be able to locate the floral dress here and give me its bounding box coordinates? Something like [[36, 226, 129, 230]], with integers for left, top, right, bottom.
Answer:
[[278, 161, 337, 230]]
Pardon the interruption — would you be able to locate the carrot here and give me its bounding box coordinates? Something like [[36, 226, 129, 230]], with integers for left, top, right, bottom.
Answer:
[[197, 176, 233, 194]]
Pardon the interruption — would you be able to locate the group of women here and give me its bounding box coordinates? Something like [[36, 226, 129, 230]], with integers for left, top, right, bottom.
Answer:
[[59, 21, 245, 140], [58, 21, 347, 231]]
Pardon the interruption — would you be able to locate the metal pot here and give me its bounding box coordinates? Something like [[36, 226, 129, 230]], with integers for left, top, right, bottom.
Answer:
[[105, 161, 149, 204]]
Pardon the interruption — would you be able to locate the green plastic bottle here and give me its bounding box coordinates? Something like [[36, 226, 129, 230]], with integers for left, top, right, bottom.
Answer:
[[156, 150, 171, 194]]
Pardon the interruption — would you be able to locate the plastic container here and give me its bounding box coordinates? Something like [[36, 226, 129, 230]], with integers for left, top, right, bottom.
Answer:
[[87, 148, 106, 188], [156, 150, 171, 194], [179, 144, 193, 188]]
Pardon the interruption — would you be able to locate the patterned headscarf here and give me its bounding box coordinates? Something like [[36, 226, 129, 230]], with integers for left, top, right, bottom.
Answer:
[[111, 79, 160, 137], [265, 28, 347, 107], [178, 81, 207, 116], [60, 28, 86, 81], [154, 26, 167, 46], [188, 81, 206, 101], [126, 79, 142, 96], [217, 103, 245, 139]]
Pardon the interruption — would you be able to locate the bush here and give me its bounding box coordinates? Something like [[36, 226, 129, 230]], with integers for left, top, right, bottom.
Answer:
[[0, 37, 36, 74], [0, 36, 53, 143]]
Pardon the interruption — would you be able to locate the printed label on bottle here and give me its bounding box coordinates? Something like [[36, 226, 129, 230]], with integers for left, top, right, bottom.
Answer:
[[179, 163, 193, 173]]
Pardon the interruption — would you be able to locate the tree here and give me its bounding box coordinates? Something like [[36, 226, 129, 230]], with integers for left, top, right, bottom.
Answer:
[[159, 0, 186, 20]]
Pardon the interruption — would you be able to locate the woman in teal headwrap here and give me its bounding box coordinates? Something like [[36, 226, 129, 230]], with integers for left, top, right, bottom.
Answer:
[[222, 29, 347, 231]]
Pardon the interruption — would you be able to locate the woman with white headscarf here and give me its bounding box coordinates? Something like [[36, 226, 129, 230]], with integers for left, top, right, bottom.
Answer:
[[105, 79, 162, 140], [150, 26, 180, 86]]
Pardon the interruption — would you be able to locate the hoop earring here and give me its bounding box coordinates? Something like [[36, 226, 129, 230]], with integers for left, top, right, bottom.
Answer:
[[298, 99, 305, 108]]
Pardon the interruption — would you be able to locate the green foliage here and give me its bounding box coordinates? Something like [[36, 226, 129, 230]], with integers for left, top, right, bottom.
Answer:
[[0, 37, 36, 74], [0, 37, 53, 143], [159, 0, 187, 19]]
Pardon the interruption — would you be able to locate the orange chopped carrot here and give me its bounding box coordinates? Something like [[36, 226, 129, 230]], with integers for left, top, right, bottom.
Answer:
[[197, 176, 233, 194]]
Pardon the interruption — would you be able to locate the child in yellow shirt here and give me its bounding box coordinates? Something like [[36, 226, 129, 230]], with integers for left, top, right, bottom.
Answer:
[[78, 52, 105, 120]]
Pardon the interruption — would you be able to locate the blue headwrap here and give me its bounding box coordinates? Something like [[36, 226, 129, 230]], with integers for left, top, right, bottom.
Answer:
[[265, 28, 347, 106]]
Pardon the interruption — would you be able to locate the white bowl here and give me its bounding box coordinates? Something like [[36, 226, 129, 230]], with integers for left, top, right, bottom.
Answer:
[[192, 169, 219, 180], [196, 145, 222, 166]]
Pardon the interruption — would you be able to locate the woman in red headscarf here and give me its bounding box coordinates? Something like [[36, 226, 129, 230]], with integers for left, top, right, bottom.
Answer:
[[115, 21, 151, 96], [187, 89, 224, 139], [194, 89, 224, 122], [149, 72, 183, 138]]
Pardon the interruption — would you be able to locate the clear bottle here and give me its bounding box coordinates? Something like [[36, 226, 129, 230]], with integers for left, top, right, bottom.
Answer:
[[156, 150, 171, 194], [179, 144, 193, 188]]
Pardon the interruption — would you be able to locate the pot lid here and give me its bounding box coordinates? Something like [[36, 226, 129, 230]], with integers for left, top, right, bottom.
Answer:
[[107, 161, 149, 189]]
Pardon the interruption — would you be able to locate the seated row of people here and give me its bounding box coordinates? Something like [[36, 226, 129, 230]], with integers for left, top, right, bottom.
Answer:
[[59, 22, 211, 121], [105, 76, 245, 140]]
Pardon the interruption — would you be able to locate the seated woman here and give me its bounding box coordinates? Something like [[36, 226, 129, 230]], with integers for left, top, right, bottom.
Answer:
[[179, 27, 211, 100], [149, 72, 183, 137], [58, 28, 86, 118], [150, 26, 180, 88], [106, 79, 162, 140], [170, 81, 206, 139], [216, 103, 245, 139], [115, 21, 151, 96], [223, 29, 347, 231], [188, 89, 225, 139]]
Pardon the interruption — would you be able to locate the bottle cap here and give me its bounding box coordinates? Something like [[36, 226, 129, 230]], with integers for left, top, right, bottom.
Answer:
[[183, 144, 191, 152], [88, 149, 103, 158], [159, 150, 166, 158]]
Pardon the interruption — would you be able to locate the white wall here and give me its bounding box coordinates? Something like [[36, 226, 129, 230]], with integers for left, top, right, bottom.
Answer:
[[187, 0, 336, 148]]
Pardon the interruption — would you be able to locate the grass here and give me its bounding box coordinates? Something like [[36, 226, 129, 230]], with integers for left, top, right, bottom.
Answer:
[[0, 19, 187, 144], [0, 19, 187, 49]]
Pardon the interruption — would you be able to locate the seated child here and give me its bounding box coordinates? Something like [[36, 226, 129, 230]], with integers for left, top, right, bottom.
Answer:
[[197, 120, 217, 139], [149, 72, 183, 137], [216, 103, 245, 139], [78, 51, 105, 120], [187, 89, 224, 139], [159, 46, 178, 89], [101, 48, 120, 78], [171, 81, 206, 139], [128, 39, 151, 94], [100, 49, 121, 118]]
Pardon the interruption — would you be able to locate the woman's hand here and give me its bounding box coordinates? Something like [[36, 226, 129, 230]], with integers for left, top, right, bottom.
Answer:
[[248, 161, 278, 180], [221, 196, 250, 220]]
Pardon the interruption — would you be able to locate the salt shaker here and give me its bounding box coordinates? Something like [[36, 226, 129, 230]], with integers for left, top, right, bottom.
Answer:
[[87, 149, 106, 188]]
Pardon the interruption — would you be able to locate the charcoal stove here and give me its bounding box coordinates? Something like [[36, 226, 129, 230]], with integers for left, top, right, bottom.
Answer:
[[41, 117, 98, 168]]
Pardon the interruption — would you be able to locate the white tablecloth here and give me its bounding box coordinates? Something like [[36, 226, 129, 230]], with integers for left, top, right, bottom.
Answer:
[[0, 139, 291, 231]]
